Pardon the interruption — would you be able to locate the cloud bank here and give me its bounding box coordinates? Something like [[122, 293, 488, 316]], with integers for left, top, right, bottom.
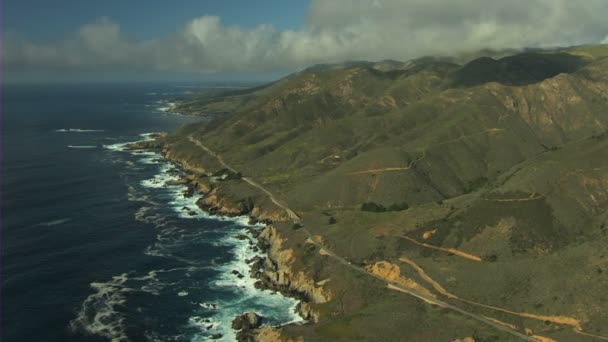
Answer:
[[5, 0, 608, 75]]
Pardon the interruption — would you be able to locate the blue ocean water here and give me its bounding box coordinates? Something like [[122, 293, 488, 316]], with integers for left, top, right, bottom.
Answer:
[[1, 84, 301, 342]]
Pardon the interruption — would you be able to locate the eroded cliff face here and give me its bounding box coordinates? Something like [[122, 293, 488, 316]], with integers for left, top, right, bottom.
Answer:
[[163, 146, 208, 174], [256, 225, 331, 323], [238, 225, 333, 341], [486, 67, 608, 145], [255, 327, 304, 342], [194, 185, 291, 223], [196, 190, 244, 217], [146, 140, 331, 340]]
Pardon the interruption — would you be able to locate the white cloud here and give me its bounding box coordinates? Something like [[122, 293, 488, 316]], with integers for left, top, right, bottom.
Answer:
[[5, 0, 608, 75]]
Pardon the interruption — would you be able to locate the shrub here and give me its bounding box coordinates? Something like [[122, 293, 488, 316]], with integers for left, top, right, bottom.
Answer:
[[361, 202, 386, 212], [388, 202, 409, 211], [362, 201, 409, 212]]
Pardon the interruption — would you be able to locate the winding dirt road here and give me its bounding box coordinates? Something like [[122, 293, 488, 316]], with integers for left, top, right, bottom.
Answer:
[[186, 135, 540, 341], [188, 136, 301, 223]]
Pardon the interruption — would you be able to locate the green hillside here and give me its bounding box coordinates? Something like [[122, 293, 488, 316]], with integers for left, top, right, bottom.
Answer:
[[161, 45, 608, 341]]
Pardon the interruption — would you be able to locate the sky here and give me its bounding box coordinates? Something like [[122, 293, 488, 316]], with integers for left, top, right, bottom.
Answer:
[[4, 0, 608, 83]]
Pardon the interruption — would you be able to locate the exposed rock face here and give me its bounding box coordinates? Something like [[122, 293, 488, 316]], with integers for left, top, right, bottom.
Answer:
[[250, 206, 291, 223], [450, 338, 476, 342], [196, 191, 244, 217], [162, 147, 208, 174], [232, 312, 263, 331], [125, 139, 164, 150], [256, 326, 305, 342], [366, 261, 436, 299], [255, 327, 284, 342], [232, 312, 264, 341], [253, 226, 331, 323], [139, 139, 331, 340], [190, 184, 291, 222]]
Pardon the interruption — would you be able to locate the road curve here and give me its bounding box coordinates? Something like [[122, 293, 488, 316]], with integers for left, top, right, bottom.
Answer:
[[186, 135, 534, 341]]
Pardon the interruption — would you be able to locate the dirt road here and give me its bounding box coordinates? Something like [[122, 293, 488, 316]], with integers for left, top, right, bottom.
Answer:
[[187, 135, 537, 341]]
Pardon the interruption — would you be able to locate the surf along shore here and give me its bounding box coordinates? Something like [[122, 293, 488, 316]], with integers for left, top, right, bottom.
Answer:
[[126, 133, 332, 342]]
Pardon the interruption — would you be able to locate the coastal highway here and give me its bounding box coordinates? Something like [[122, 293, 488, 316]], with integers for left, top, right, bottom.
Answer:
[[188, 136, 301, 223], [187, 135, 536, 341]]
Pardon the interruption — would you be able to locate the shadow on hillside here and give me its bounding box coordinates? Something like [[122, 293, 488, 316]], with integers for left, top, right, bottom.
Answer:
[[449, 52, 589, 87]]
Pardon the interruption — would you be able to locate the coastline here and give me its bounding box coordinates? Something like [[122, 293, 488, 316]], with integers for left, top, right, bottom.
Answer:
[[127, 134, 331, 341]]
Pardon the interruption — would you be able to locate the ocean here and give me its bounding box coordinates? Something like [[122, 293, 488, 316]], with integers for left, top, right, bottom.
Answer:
[[1, 83, 302, 341]]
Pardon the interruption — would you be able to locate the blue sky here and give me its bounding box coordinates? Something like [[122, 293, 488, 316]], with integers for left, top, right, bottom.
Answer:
[[3, 0, 309, 42], [4, 0, 608, 83]]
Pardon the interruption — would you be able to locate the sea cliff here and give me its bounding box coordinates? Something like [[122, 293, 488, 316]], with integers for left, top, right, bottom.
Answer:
[[129, 136, 331, 341]]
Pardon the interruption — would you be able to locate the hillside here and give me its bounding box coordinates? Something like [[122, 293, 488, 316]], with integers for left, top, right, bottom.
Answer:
[[160, 45, 608, 341]]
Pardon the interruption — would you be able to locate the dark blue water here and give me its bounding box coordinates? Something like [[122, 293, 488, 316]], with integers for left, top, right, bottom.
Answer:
[[1, 84, 300, 342]]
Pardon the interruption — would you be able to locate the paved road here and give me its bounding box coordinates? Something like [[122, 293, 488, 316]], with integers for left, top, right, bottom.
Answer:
[[187, 135, 534, 341], [188, 136, 301, 223]]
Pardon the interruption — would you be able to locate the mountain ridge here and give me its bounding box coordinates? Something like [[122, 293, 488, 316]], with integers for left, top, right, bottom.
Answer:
[[158, 44, 608, 341]]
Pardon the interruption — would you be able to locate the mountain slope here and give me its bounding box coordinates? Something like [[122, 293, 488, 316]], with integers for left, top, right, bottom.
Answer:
[[162, 45, 608, 341]]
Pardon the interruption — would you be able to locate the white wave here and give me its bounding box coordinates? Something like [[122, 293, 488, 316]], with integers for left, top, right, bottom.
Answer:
[[35, 218, 71, 226], [199, 303, 220, 310], [103, 142, 131, 152], [131, 151, 158, 156], [187, 225, 303, 341], [188, 316, 220, 335], [67, 145, 98, 149], [156, 101, 178, 113], [103, 132, 160, 152], [127, 186, 157, 204], [134, 206, 167, 228], [87, 138, 302, 341], [55, 128, 105, 133], [70, 274, 132, 341], [139, 132, 161, 141], [134, 151, 163, 165], [141, 171, 179, 189]]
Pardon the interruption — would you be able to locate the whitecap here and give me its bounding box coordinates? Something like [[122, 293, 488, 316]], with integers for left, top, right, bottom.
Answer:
[[156, 101, 178, 113], [35, 218, 71, 226], [70, 274, 133, 341], [88, 133, 303, 341], [55, 128, 105, 133], [103, 142, 131, 152], [67, 145, 98, 149], [103, 132, 160, 152], [139, 132, 160, 141]]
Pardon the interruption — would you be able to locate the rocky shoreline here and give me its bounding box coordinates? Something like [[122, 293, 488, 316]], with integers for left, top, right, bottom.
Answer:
[[127, 135, 331, 341]]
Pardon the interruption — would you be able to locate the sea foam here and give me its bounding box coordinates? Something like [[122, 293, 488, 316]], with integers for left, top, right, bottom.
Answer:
[[89, 134, 304, 341], [56, 128, 105, 133]]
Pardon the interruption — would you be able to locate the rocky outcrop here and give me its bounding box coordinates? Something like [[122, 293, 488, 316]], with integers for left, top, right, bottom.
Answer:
[[125, 133, 168, 150], [255, 327, 286, 342], [252, 225, 331, 323], [196, 191, 244, 217], [138, 139, 330, 340], [191, 185, 291, 223], [162, 147, 208, 174], [233, 312, 266, 341], [232, 311, 263, 330]]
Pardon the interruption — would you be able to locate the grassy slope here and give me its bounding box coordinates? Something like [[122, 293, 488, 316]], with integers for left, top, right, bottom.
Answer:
[[166, 45, 608, 341]]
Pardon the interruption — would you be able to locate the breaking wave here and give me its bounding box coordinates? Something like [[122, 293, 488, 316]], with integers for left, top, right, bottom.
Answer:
[[72, 134, 302, 341], [55, 128, 105, 133]]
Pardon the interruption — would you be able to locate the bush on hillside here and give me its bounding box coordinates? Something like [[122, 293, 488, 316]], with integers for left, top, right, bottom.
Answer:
[[388, 202, 409, 211], [361, 201, 409, 212], [361, 202, 386, 212]]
